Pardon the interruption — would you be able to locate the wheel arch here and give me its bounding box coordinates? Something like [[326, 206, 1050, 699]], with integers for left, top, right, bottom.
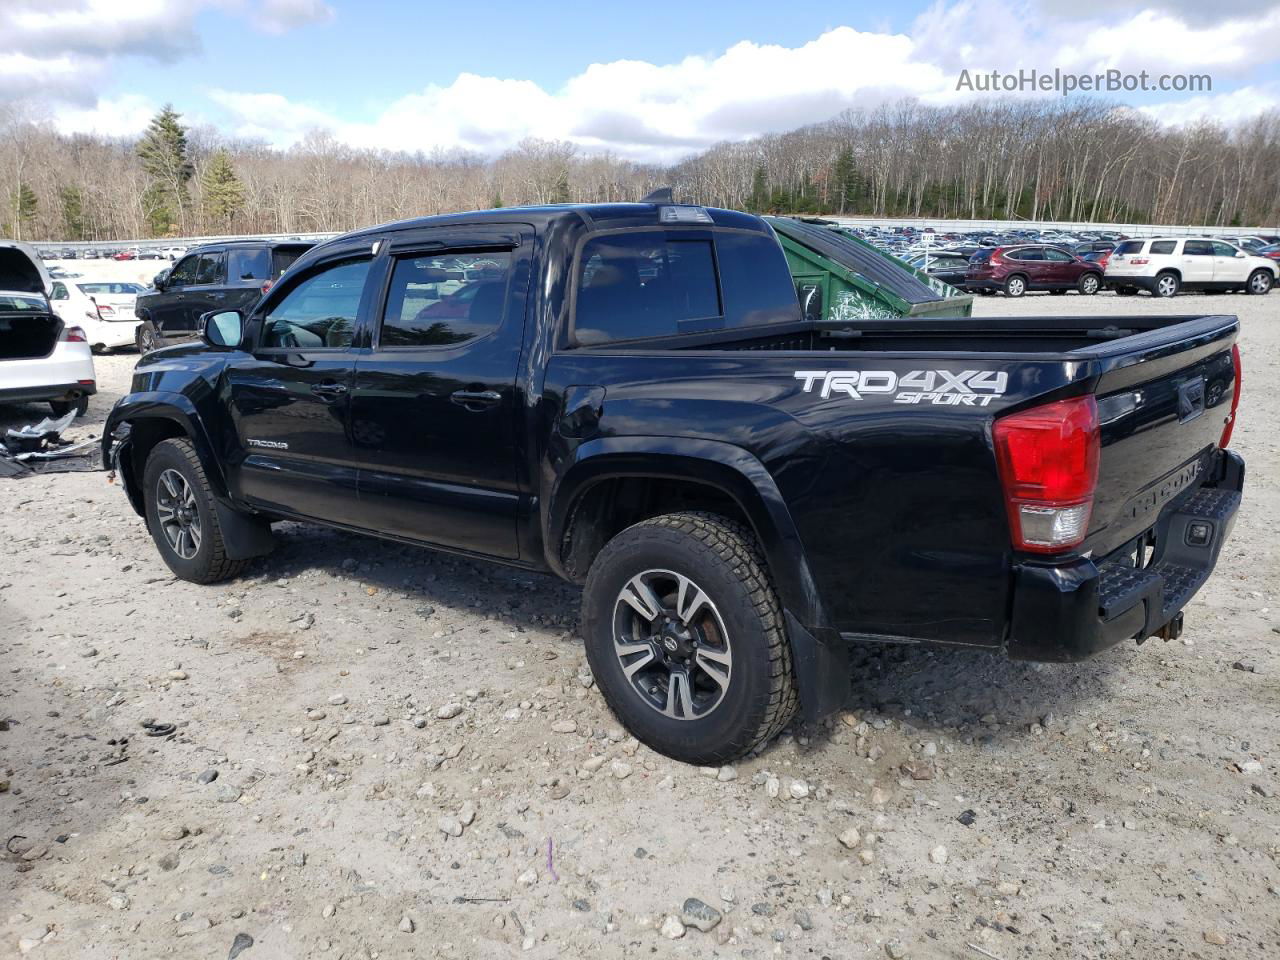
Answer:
[[546, 436, 829, 635], [549, 437, 848, 723], [104, 392, 229, 517]]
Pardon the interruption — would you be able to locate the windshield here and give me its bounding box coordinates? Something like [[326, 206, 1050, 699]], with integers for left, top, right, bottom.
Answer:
[[78, 282, 145, 295], [0, 293, 47, 312]]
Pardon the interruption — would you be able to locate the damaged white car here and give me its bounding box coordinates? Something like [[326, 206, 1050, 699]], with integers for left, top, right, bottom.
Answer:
[[0, 240, 96, 417]]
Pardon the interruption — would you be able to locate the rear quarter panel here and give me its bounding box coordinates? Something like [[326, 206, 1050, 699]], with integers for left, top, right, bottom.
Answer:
[[540, 350, 1092, 648]]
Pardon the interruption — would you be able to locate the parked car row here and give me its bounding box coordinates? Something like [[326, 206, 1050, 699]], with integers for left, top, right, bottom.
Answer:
[[902, 235, 1276, 298], [37, 245, 186, 262]]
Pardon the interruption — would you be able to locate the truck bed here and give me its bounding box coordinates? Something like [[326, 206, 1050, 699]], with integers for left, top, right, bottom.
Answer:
[[685, 313, 1234, 356]]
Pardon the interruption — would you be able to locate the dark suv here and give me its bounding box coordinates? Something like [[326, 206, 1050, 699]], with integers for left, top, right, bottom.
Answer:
[[134, 240, 313, 352], [966, 244, 1103, 297]]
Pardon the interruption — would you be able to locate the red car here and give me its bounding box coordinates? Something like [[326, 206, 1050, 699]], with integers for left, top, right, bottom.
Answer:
[[966, 244, 1103, 297], [112, 249, 137, 261]]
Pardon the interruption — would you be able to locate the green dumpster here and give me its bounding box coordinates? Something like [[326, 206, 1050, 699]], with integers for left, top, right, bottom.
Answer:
[[766, 217, 973, 323]]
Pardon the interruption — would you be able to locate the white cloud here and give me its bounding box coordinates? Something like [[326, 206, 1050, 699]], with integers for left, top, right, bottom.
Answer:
[[53, 93, 160, 136], [210, 27, 953, 161], [0, 0, 337, 108], [251, 0, 335, 34], [1138, 85, 1280, 126]]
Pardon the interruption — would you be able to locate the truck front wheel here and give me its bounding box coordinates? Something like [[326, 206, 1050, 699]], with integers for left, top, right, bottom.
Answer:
[[143, 438, 251, 584], [582, 512, 798, 765]]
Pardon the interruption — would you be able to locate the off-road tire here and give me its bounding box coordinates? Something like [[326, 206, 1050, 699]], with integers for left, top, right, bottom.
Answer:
[[143, 438, 250, 583], [582, 512, 798, 765]]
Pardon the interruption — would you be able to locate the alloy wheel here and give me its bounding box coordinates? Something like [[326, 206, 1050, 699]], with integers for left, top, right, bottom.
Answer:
[[1157, 275, 1178, 297], [155, 468, 202, 559], [1250, 272, 1272, 294], [612, 569, 733, 721]]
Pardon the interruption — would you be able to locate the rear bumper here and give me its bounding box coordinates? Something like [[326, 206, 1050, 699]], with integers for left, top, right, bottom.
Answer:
[[0, 380, 97, 405], [1006, 449, 1244, 661], [1103, 274, 1157, 292]]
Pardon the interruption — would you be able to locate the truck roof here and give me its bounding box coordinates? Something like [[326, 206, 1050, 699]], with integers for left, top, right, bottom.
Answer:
[[340, 203, 771, 241]]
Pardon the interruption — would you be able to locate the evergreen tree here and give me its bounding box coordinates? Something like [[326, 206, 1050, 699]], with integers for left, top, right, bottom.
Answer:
[[12, 183, 37, 240], [748, 165, 769, 212], [832, 147, 863, 214], [59, 186, 86, 240], [136, 105, 193, 235], [201, 150, 245, 229]]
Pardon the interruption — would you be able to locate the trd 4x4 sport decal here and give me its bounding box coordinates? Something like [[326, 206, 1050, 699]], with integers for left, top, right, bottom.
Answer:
[[794, 369, 1009, 406]]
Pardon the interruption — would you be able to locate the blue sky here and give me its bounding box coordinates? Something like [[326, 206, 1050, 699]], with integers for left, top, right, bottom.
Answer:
[[5, 0, 1279, 162]]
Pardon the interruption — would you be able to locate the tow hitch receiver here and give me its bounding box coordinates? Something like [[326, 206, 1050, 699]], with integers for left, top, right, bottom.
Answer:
[[1154, 612, 1185, 642]]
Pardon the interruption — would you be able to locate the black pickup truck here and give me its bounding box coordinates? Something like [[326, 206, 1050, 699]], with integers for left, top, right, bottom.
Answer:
[[103, 202, 1244, 764]]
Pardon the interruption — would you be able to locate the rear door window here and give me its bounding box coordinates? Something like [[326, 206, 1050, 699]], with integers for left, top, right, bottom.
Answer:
[[1149, 240, 1176, 255], [1183, 240, 1214, 257], [272, 246, 310, 279], [379, 251, 511, 348], [574, 232, 720, 345]]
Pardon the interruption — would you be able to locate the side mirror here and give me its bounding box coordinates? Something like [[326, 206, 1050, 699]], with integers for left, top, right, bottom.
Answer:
[[1236, 252, 1247, 259], [199, 310, 243, 349], [154, 269, 170, 291]]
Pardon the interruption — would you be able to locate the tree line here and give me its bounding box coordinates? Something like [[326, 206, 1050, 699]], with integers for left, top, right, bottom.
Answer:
[[2, 97, 1278, 242]]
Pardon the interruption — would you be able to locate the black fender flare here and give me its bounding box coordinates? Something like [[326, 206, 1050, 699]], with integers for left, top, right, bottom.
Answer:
[[102, 392, 274, 562], [545, 436, 848, 722], [103, 391, 229, 500]]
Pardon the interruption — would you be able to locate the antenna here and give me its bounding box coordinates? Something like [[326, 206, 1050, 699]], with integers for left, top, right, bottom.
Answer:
[[641, 187, 674, 204]]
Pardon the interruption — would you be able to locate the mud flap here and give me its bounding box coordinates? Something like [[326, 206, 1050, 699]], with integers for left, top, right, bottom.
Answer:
[[785, 610, 851, 723], [212, 500, 275, 561]]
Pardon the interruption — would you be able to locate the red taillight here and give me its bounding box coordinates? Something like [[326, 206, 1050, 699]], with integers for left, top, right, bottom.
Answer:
[[989, 248, 1004, 265], [1098, 253, 1110, 269], [261, 279, 274, 295], [61, 325, 88, 342], [1219, 344, 1242, 448], [993, 396, 1100, 553], [98, 304, 115, 317]]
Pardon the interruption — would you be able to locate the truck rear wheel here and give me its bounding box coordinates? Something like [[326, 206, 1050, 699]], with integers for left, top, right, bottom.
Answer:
[[582, 512, 798, 765], [143, 438, 251, 584]]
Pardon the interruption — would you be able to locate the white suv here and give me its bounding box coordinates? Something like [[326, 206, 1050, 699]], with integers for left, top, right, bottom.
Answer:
[[1106, 237, 1277, 298]]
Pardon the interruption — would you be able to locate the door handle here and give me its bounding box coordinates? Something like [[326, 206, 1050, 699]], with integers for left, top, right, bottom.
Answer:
[[450, 389, 501, 410], [311, 381, 348, 399]]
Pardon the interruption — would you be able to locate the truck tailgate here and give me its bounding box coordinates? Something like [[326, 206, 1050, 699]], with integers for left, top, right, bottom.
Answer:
[[1083, 316, 1239, 558]]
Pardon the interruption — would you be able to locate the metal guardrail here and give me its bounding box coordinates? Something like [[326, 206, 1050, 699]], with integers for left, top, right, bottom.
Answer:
[[26, 216, 1280, 252]]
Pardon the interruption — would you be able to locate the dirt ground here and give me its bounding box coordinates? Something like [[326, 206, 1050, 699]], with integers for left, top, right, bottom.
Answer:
[[2, 291, 1277, 960]]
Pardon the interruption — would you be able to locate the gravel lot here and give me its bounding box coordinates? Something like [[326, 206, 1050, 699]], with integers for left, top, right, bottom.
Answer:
[[2, 291, 1277, 959]]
